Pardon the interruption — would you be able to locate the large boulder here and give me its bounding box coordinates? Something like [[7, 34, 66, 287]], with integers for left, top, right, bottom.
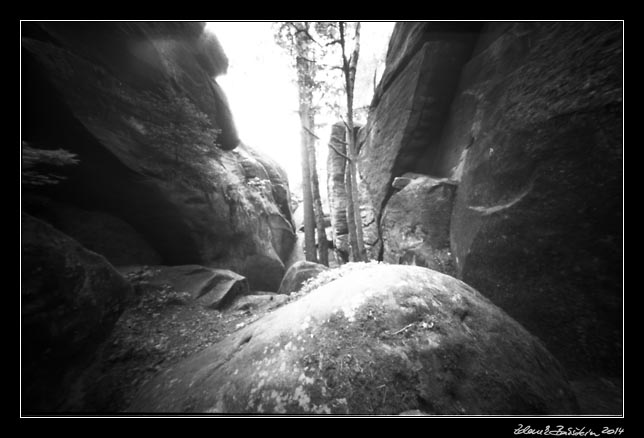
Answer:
[[277, 261, 328, 295], [381, 174, 457, 275], [445, 22, 623, 377], [128, 264, 578, 415], [354, 21, 622, 378], [22, 195, 162, 266], [21, 213, 132, 412], [21, 22, 294, 290]]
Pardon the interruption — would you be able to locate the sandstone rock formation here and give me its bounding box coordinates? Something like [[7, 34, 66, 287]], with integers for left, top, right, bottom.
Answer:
[[22, 22, 295, 291], [128, 264, 578, 415], [381, 174, 456, 275], [447, 22, 623, 377], [120, 265, 250, 310], [22, 213, 132, 412], [326, 123, 350, 263], [23, 196, 162, 266], [359, 22, 481, 226], [353, 21, 622, 378]]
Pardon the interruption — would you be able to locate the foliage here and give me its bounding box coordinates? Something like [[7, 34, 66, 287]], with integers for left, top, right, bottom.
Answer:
[[273, 22, 367, 264], [272, 22, 361, 124], [273, 21, 325, 264], [22, 142, 79, 186]]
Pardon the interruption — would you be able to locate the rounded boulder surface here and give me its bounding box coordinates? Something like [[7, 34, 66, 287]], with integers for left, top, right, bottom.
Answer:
[[277, 261, 329, 295], [128, 264, 578, 415]]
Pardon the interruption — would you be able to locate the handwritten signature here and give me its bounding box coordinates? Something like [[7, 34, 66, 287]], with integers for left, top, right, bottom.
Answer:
[[514, 425, 624, 436]]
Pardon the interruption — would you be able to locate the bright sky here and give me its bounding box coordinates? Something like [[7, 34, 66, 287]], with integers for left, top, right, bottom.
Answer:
[[206, 21, 394, 194]]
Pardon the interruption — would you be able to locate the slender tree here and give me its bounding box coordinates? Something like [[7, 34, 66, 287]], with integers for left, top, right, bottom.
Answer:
[[319, 21, 366, 262], [275, 22, 330, 265], [294, 24, 318, 263], [342, 22, 366, 262]]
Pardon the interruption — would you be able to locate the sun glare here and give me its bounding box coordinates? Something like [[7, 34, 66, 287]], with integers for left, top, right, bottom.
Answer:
[[206, 22, 301, 185], [206, 21, 395, 193]]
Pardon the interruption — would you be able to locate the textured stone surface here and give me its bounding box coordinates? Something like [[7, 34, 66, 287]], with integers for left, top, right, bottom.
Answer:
[[21, 213, 132, 412], [134, 265, 250, 310], [22, 195, 162, 266], [355, 21, 622, 378], [358, 177, 381, 260], [228, 294, 289, 314], [382, 174, 457, 275], [326, 123, 350, 262], [22, 22, 295, 286], [128, 264, 578, 415], [359, 22, 481, 223], [277, 261, 329, 295], [447, 22, 623, 377]]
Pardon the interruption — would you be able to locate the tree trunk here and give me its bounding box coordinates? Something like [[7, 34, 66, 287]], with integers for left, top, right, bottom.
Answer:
[[344, 156, 359, 262], [307, 117, 329, 266], [339, 21, 367, 262], [346, 125, 366, 262], [296, 26, 318, 263], [299, 106, 317, 263], [327, 122, 349, 264]]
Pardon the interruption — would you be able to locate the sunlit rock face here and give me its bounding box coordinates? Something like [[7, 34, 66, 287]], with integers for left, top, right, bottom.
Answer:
[[128, 264, 578, 415], [21, 22, 295, 290], [356, 21, 622, 377], [22, 213, 133, 412]]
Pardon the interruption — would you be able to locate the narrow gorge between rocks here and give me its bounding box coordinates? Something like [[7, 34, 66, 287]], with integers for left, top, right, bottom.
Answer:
[[21, 21, 623, 416]]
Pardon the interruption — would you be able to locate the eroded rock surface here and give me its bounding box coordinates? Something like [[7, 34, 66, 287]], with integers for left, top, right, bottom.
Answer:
[[352, 21, 622, 378], [382, 174, 457, 275], [128, 264, 578, 415], [22, 213, 132, 412], [119, 265, 250, 310], [22, 22, 295, 290]]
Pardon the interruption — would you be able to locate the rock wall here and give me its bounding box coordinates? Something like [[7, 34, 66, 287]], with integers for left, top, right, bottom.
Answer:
[[381, 174, 457, 275], [22, 22, 295, 291], [22, 214, 133, 412], [355, 22, 622, 377]]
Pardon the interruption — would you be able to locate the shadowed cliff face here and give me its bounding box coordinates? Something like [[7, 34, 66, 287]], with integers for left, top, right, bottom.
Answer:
[[22, 22, 295, 290], [355, 21, 622, 378]]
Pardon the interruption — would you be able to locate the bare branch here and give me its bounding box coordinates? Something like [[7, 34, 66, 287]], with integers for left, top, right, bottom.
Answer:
[[302, 125, 320, 140], [339, 115, 351, 132], [296, 55, 316, 64], [329, 142, 352, 162], [304, 125, 350, 161], [325, 38, 342, 47], [348, 22, 361, 91], [330, 135, 348, 146], [288, 22, 323, 47], [391, 323, 415, 336]]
